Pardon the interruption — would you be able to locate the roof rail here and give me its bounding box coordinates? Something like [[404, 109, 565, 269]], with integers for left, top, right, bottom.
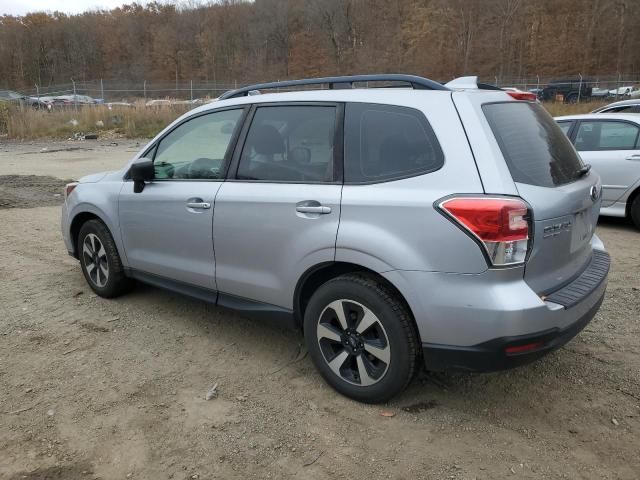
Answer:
[[218, 74, 449, 100]]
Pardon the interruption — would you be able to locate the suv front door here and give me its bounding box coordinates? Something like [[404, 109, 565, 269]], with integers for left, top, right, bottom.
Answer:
[[573, 119, 640, 206], [119, 108, 245, 290], [213, 103, 343, 311]]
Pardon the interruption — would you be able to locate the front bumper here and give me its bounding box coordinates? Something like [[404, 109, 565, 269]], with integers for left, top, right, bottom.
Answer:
[[421, 250, 610, 372]]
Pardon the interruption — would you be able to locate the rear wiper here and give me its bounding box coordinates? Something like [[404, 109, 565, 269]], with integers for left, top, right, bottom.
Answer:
[[578, 164, 591, 177]]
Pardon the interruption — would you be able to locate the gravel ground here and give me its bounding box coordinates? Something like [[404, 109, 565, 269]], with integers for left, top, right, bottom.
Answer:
[[0, 141, 638, 479]]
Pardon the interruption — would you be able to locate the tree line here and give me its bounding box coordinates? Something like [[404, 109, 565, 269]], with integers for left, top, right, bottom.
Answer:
[[1, 0, 638, 91]]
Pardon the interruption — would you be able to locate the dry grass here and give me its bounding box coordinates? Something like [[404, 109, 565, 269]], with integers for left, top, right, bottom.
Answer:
[[3, 102, 191, 140], [0, 98, 615, 140], [542, 100, 609, 117]]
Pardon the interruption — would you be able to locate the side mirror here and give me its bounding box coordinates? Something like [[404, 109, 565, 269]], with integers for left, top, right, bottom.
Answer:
[[130, 157, 154, 193]]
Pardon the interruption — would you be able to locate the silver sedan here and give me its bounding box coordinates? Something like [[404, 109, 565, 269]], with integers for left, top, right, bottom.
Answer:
[[556, 113, 640, 228]]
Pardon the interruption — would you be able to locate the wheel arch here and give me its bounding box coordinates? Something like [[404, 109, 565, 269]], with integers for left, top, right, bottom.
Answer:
[[69, 210, 120, 260], [625, 184, 640, 219], [293, 261, 420, 341]]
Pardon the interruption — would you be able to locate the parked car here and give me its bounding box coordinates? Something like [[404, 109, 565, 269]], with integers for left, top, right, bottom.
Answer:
[[592, 99, 640, 114], [0, 89, 51, 109], [540, 78, 592, 103], [591, 87, 610, 98], [145, 99, 172, 107], [106, 102, 135, 110], [556, 113, 640, 228], [51, 94, 97, 107], [62, 74, 609, 403], [608, 86, 636, 97]]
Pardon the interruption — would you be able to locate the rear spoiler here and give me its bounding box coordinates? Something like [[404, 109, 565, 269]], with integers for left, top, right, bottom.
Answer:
[[445, 76, 502, 91], [446, 76, 537, 101]]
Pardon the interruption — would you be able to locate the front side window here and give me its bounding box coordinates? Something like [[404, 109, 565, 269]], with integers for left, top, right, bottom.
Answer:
[[237, 105, 337, 182], [153, 109, 243, 180], [344, 103, 444, 183], [575, 121, 640, 151]]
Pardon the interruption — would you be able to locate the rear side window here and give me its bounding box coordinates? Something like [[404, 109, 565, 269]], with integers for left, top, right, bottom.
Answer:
[[344, 103, 443, 183], [483, 102, 584, 187], [575, 121, 640, 151]]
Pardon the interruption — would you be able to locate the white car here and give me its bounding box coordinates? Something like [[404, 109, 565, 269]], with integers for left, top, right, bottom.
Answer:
[[591, 99, 640, 114], [556, 113, 640, 227], [608, 86, 636, 97]]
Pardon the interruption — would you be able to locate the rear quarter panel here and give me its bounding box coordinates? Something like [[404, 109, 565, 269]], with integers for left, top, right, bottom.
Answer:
[[336, 92, 488, 274]]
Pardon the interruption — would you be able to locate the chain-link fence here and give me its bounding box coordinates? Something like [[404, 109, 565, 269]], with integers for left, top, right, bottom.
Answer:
[[21, 74, 640, 104]]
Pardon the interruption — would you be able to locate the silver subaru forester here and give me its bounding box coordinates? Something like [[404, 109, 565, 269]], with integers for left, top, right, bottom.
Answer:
[[61, 75, 609, 403]]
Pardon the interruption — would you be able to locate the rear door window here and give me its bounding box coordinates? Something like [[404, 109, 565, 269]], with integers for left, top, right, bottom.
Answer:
[[344, 103, 443, 183], [557, 121, 573, 136], [575, 121, 640, 151], [483, 102, 584, 187]]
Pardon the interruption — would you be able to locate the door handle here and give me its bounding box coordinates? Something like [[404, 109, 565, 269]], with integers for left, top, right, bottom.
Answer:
[[296, 205, 331, 214], [186, 202, 211, 209], [625, 154, 640, 161]]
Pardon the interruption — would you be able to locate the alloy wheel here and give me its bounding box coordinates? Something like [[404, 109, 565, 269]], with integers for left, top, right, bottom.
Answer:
[[82, 233, 109, 288], [316, 299, 390, 386]]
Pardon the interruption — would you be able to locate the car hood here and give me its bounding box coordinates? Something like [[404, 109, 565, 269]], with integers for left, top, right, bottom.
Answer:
[[78, 171, 112, 183]]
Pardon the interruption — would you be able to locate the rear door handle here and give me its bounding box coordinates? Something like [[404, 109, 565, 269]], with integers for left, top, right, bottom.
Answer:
[[186, 202, 211, 209], [296, 205, 331, 214], [625, 154, 640, 161]]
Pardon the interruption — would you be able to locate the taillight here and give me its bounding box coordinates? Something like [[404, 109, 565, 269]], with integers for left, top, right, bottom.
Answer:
[[64, 182, 78, 199], [438, 197, 531, 267], [506, 91, 538, 101]]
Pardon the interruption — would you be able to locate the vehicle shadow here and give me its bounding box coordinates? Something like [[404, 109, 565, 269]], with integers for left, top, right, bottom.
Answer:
[[597, 215, 636, 232]]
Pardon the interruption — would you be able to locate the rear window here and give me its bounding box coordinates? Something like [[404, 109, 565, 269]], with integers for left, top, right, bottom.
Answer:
[[483, 102, 584, 187]]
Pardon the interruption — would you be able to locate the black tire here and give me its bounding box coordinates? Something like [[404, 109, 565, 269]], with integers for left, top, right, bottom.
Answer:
[[303, 274, 419, 403], [630, 195, 640, 230], [566, 92, 579, 104], [77, 219, 133, 298]]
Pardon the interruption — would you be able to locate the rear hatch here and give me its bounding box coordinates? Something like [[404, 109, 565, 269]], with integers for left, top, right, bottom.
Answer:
[[462, 96, 601, 294]]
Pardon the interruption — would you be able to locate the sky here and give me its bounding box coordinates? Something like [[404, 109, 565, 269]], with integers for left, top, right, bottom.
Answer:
[[0, 0, 156, 16]]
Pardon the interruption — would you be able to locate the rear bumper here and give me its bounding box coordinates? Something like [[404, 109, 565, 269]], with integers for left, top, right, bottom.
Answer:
[[422, 290, 605, 372], [420, 250, 610, 372]]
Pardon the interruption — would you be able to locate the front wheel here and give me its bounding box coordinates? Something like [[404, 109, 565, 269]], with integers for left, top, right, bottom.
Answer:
[[304, 274, 419, 403], [77, 219, 132, 298]]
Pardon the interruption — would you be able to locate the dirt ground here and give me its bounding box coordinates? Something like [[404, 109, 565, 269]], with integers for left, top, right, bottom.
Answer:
[[0, 140, 638, 480]]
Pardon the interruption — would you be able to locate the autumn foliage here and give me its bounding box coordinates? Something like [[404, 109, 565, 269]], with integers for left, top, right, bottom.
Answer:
[[0, 0, 638, 90]]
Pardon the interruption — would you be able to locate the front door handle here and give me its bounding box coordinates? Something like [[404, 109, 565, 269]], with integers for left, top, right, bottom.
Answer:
[[186, 201, 211, 210], [296, 205, 331, 214], [625, 154, 640, 161]]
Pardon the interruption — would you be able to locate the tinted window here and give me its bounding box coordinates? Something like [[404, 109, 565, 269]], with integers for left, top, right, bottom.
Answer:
[[575, 121, 640, 151], [483, 102, 584, 187], [237, 106, 336, 182], [557, 121, 573, 136], [344, 103, 443, 183], [153, 109, 243, 180]]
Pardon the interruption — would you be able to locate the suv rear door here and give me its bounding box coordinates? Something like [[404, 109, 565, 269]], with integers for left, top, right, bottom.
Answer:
[[213, 103, 342, 310], [454, 93, 601, 294]]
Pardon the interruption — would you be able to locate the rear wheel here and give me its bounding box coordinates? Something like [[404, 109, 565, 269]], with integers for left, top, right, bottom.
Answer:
[[77, 219, 132, 298], [630, 195, 640, 230], [566, 92, 579, 104], [303, 274, 418, 403]]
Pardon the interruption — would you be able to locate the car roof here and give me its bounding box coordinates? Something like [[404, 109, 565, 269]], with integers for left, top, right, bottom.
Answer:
[[555, 113, 640, 122], [594, 99, 640, 108], [188, 87, 516, 116]]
